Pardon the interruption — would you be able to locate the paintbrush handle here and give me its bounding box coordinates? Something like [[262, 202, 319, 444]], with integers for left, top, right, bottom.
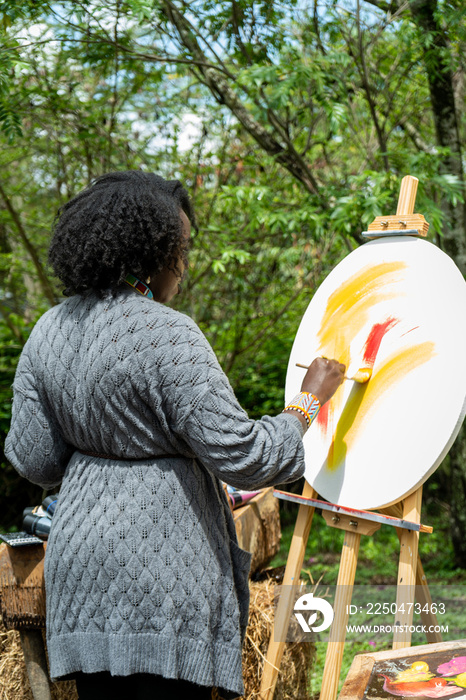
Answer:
[[296, 362, 348, 376], [296, 362, 348, 379], [295, 362, 371, 383]]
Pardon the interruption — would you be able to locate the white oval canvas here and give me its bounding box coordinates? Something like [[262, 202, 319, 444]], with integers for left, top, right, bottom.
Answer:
[[286, 236, 466, 510]]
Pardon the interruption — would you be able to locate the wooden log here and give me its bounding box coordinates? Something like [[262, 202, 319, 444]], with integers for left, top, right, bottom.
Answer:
[[233, 487, 281, 575], [0, 543, 46, 629], [19, 629, 52, 700], [0, 544, 51, 699]]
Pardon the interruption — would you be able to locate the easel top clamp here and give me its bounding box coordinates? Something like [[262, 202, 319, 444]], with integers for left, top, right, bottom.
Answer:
[[362, 175, 429, 239], [260, 175, 437, 700]]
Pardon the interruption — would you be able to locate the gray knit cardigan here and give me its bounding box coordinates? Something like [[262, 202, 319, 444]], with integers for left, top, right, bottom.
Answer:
[[5, 288, 305, 696]]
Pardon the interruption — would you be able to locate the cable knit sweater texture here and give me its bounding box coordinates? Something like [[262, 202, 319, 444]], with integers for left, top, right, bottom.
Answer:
[[5, 288, 305, 695]]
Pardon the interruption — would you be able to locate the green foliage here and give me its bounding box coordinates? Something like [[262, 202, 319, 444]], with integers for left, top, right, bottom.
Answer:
[[0, 318, 45, 530], [0, 0, 463, 565], [0, 0, 52, 137], [0, 321, 21, 433], [0, 0, 49, 23]]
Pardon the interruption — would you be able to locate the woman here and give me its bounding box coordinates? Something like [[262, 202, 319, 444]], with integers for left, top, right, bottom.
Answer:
[[5, 171, 344, 700]]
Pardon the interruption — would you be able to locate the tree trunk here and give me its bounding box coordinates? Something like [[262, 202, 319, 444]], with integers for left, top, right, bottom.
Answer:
[[0, 184, 56, 307], [408, 0, 466, 566], [449, 425, 466, 567], [408, 0, 466, 272]]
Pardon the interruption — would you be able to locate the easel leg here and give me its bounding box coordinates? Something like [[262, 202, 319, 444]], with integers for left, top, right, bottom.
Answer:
[[320, 529, 361, 700], [392, 532, 442, 643], [384, 502, 441, 643], [393, 487, 422, 649], [259, 482, 317, 700], [415, 554, 442, 643]]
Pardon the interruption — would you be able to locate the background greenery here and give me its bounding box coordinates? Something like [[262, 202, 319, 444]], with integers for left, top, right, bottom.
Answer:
[[0, 1, 465, 568]]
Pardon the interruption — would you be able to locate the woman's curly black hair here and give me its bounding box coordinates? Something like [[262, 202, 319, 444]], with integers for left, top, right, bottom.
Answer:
[[48, 170, 194, 296]]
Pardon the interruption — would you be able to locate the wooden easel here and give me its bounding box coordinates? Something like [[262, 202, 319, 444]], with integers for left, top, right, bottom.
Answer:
[[259, 177, 440, 700]]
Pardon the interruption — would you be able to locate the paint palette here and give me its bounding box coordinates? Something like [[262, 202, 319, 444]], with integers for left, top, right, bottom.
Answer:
[[340, 641, 466, 700], [286, 236, 466, 510]]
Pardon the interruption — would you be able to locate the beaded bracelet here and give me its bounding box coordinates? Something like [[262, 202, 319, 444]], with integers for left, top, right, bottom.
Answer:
[[283, 392, 321, 429]]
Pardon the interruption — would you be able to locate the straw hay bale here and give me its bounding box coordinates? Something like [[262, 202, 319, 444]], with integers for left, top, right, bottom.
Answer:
[[242, 579, 314, 700], [0, 579, 314, 700], [0, 624, 77, 700], [0, 625, 32, 700]]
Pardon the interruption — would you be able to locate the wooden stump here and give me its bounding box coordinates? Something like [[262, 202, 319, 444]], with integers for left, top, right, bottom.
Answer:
[[0, 543, 50, 699], [233, 488, 281, 575]]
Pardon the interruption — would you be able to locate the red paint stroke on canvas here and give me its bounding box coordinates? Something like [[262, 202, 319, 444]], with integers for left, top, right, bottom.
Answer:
[[401, 326, 420, 338], [316, 400, 330, 432], [362, 317, 399, 367]]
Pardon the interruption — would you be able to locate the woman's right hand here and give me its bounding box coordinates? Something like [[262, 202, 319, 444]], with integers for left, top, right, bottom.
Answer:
[[301, 357, 345, 406]]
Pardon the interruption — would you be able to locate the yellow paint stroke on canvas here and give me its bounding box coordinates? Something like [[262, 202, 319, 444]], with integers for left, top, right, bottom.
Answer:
[[315, 261, 407, 438], [326, 341, 436, 470], [318, 261, 407, 349]]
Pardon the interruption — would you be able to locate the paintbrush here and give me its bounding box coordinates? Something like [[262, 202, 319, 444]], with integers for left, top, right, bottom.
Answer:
[[295, 363, 372, 384]]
